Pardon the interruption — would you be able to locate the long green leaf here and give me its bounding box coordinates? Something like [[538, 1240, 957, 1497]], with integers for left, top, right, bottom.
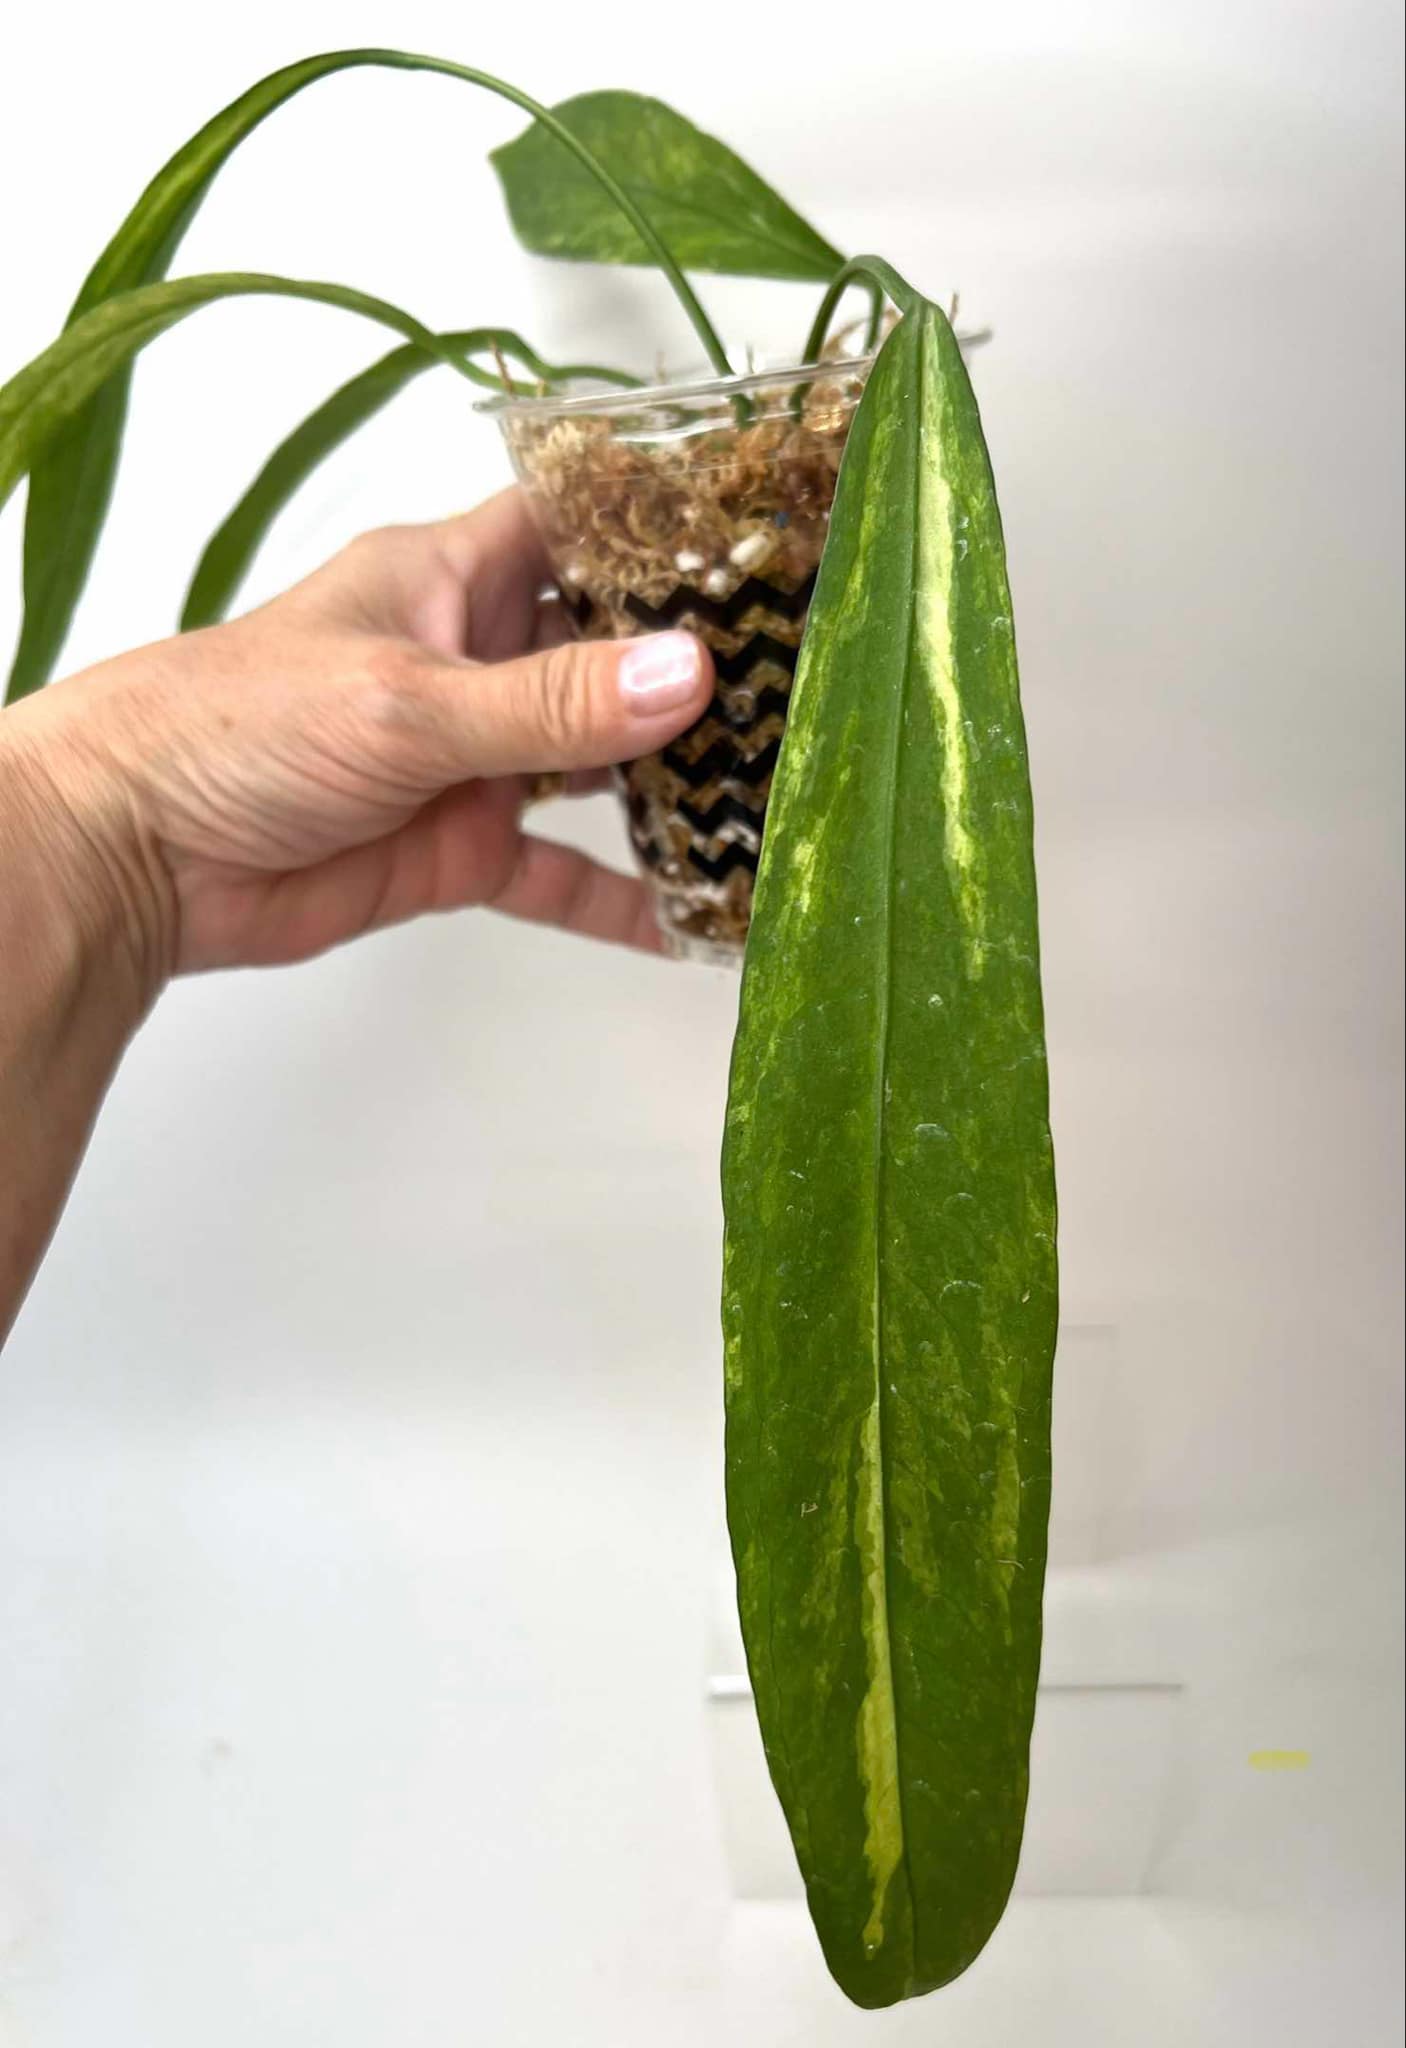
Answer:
[[11, 50, 425, 700], [0, 273, 471, 541], [180, 330, 638, 630], [721, 303, 1057, 2007], [8, 48, 731, 701], [491, 92, 843, 282]]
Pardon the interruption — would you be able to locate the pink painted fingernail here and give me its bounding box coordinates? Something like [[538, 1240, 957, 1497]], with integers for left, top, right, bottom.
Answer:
[[618, 632, 703, 713]]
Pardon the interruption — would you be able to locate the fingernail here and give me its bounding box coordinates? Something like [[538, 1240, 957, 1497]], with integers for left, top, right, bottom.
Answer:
[[618, 632, 703, 713]]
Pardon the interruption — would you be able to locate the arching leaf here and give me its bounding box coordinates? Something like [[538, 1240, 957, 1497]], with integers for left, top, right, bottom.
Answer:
[[180, 330, 637, 629], [6, 48, 726, 699], [8, 49, 469, 701], [0, 273, 471, 616]]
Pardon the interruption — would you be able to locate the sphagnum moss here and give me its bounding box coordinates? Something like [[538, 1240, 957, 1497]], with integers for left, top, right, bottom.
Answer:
[[502, 359, 869, 958]]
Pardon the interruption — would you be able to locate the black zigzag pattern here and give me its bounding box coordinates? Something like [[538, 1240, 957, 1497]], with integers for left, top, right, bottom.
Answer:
[[625, 784, 766, 865], [690, 641, 797, 736], [556, 599, 803, 700], [623, 570, 816, 635], [720, 692, 785, 741], [560, 571, 817, 891], [628, 828, 757, 885], [711, 633, 800, 682], [709, 682, 791, 732], [676, 790, 765, 841], [679, 837, 760, 884], [664, 731, 781, 789]]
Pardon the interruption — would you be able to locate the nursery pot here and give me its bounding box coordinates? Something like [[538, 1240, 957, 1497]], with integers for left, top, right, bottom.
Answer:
[[484, 355, 874, 965]]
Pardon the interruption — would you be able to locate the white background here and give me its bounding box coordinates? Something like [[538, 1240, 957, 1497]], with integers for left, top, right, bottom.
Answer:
[[1, 1, 1402, 2042]]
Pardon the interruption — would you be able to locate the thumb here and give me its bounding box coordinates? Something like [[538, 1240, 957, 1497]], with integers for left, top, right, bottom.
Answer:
[[409, 630, 714, 779]]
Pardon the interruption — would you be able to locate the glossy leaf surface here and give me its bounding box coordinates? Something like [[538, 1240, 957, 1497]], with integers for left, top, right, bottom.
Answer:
[[722, 303, 1057, 2007], [492, 92, 843, 282]]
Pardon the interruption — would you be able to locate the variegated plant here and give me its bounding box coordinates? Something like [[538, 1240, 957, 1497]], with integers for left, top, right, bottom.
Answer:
[[0, 51, 1056, 2008]]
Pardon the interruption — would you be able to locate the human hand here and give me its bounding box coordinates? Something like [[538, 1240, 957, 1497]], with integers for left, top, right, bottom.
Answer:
[[3, 488, 713, 998]]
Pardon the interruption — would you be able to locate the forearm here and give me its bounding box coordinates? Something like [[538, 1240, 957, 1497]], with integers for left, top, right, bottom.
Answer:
[[0, 705, 167, 1343], [0, 501, 711, 1338]]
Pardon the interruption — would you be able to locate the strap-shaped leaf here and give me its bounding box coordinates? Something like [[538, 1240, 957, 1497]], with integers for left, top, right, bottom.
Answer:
[[7, 48, 730, 702], [180, 330, 638, 630], [722, 303, 1057, 2007], [9, 50, 448, 701], [0, 274, 470, 533], [491, 92, 843, 282]]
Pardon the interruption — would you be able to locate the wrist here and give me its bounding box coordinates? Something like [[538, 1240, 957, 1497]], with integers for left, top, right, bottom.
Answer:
[[0, 697, 174, 1038]]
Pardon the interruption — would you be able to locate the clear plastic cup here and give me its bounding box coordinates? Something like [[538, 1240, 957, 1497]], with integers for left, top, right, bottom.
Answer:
[[483, 355, 874, 964]]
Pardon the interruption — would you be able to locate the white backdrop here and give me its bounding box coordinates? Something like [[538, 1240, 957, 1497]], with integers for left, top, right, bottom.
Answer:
[[1, 2, 1402, 2043]]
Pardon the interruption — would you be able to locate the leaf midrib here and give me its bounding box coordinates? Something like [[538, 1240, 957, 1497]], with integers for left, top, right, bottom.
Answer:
[[866, 316, 929, 1983]]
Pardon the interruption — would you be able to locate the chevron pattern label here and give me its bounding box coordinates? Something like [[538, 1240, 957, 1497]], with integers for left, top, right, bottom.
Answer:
[[565, 566, 819, 960], [499, 358, 872, 960]]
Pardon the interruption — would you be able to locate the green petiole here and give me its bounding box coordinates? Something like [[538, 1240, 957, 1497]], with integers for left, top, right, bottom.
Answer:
[[801, 254, 918, 367], [389, 53, 735, 380]]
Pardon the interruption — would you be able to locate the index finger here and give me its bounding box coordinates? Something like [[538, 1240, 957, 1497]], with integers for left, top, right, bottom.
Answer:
[[491, 834, 665, 953], [433, 489, 561, 664], [304, 491, 559, 663]]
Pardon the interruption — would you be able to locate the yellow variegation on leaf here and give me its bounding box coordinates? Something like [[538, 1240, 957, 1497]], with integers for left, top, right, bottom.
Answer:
[[723, 297, 1057, 2008]]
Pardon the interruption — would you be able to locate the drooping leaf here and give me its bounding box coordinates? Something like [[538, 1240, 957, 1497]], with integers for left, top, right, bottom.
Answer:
[[721, 304, 1057, 2007], [491, 92, 843, 283], [9, 49, 460, 701], [180, 330, 638, 630], [0, 273, 471, 582], [7, 48, 730, 701]]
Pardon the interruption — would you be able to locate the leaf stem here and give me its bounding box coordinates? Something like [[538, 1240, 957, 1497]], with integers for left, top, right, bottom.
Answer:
[[462, 330, 641, 396], [862, 281, 887, 353], [360, 52, 735, 379], [801, 255, 919, 367]]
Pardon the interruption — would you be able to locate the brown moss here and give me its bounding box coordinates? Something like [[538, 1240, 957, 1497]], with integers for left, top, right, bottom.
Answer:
[[503, 361, 869, 962]]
